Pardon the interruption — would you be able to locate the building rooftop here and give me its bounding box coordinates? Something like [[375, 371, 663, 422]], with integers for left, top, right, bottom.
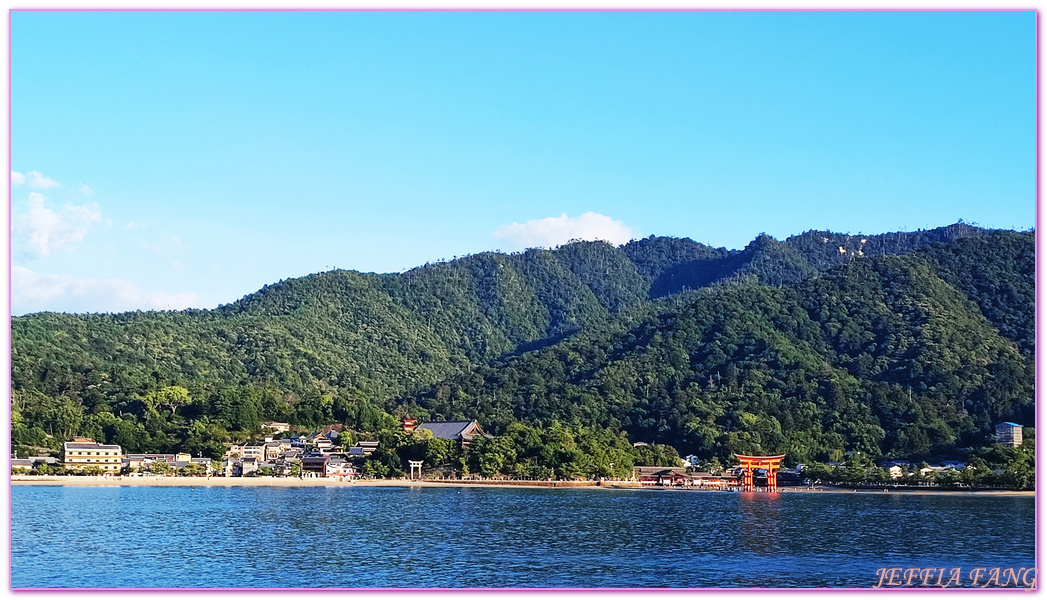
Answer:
[[418, 420, 485, 441], [64, 442, 122, 451]]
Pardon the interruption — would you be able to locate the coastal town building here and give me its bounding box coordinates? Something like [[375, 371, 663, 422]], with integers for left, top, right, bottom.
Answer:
[[996, 422, 1023, 448], [355, 441, 378, 456], [326, 457, 356, 478], [221, 458, 238, 477], [240, 457, 259, 477], [265, 439, 292, 461], [11, 458, 34, 472], [12, 456, 60, 472], [242, 442, 267, 461], [274, 457, 298, 477], [302, 455, 330, 477], [310, 433, 335, 451], [62, 438, 123, 473], [633, 466, 692, 486], [262, 421, 290, 433]]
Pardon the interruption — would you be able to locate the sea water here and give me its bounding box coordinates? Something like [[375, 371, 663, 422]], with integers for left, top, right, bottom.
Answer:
[[9, 485, 1036, 588]]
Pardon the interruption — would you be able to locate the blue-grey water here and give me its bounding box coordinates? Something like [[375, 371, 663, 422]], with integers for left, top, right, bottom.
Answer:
[[10, 485, 1036, 588]]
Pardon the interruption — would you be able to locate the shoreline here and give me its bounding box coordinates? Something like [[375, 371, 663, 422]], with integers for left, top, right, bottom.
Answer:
[[9, 475, 1034, 496]]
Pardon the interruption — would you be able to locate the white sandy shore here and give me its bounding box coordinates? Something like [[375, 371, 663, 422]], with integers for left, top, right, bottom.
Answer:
[[9, 475, 1033, 495]]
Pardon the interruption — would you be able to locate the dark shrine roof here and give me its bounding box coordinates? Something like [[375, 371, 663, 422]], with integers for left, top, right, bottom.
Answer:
[[418, 420, 478, 440]]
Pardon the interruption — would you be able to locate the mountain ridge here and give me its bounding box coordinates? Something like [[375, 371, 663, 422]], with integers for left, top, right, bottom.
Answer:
[[11, 222, 1033, 466]]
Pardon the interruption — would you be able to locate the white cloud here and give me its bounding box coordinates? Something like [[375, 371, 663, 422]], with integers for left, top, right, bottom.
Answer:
[[77, 183, 94, 195], [11, 171, 25, 185], [492, 212, 636, 250], [26, 171, 61, 189], [13, 192, 103, 258], [12, 266, 198, 315]]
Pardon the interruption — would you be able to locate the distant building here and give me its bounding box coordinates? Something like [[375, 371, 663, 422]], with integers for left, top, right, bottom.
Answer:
[[240, 457, 259, 477], [326, 457, 356, 478], [63, 437, 123, 473], [302, 455, 330, 477], [354, 441, 378, 456], [242, 443, 267, 461], [633, 466, 692, 486], [11, 458, 34, 472], [124, 453, 177, 471], [996, 422, 1023, 448], [417, 420, 488, 448], [309, 433, 334, 451], [265, 440, 292, 461], [262, 421, 290, 434]]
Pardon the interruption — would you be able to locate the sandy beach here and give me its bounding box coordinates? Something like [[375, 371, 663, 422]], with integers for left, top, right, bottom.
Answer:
[[9, 475, 1033, 496]]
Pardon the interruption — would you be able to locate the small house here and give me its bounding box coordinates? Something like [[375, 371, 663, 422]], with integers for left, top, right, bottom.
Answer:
[[240, 457, 259, 477], [326, 457, 356, 479], [302, 455, 330, 477]]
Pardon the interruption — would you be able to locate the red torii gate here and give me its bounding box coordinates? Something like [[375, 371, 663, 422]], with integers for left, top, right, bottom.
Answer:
[[734, 454, 786, 492]]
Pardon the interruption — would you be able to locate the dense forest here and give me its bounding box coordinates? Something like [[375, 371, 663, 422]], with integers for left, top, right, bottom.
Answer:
[[11, 222, 1034, 480]]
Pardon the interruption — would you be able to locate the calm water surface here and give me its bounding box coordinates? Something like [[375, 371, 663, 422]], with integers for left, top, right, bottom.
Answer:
[[10, 485, 1035, 588]]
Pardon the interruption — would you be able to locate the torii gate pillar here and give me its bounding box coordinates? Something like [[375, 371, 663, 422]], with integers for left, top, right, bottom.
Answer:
[[409, 460, 424, 481], [734, 454, 785, 492]]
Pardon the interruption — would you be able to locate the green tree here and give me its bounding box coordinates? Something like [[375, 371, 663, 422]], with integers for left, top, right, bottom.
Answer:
[[149, 461, 174, 476], [145, 386, 192, 416]]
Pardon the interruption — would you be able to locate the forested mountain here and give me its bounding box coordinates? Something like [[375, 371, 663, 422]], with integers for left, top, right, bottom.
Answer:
[[11, 223, 1034, 468]]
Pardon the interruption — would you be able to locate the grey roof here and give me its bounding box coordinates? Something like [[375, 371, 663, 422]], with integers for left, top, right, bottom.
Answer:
[[11, 459, 34, 467], [633, 466, 690, 477], [418, 420, 478, 440], [126, 454, 176, 461]]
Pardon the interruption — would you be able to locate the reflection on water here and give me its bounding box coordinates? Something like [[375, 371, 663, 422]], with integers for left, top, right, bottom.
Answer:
[[11, 486, 1035, 589], [738, 492, 782, 555]]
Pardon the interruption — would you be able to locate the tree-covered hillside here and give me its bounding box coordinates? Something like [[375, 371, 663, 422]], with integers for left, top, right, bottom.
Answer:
[[410, 246, 1032, 464], [10, 224, 1033, 468]]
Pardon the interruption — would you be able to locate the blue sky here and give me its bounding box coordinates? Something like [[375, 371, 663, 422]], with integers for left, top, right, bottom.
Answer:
[[9, 10, 1035, 315]]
